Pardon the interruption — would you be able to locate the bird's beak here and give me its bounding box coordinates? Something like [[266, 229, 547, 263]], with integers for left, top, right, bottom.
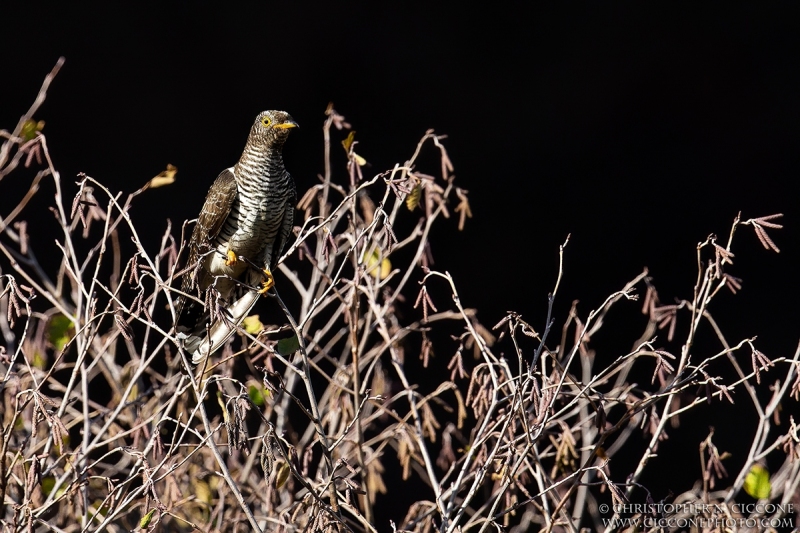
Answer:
[[274, 121, 298, 130]]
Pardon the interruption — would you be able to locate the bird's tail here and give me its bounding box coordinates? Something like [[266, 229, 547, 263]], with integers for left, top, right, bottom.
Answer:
[[186, 289, 260, 365], [175, 268, 263, 365], [175, 294, 205, 335]]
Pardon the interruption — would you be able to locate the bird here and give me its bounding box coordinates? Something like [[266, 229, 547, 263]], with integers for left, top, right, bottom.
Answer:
[[175, 110, 297, 364]]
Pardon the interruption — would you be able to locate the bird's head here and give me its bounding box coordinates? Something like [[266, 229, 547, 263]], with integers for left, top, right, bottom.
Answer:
[[250, 110, 298, 146]]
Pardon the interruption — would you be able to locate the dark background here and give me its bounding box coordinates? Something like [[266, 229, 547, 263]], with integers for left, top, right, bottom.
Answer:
[[4, 2, 799, 524]]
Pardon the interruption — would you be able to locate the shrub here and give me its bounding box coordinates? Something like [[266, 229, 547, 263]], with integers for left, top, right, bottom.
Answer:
[[2, 58, 798, 533]]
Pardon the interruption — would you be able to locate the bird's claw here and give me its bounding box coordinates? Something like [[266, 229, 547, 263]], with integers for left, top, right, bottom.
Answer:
[[258, 268, 274, 295], [225, 250, 237, 266]]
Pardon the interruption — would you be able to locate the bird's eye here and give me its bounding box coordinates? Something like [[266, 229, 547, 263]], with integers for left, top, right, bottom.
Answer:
[[261, 116, 272, 127]]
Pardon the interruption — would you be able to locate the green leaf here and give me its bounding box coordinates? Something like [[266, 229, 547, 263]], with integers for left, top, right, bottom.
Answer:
[[248, 384, 268, 407], [275, 461, 291, 489], [743, 464, 771, 499], [276, 335, 300, 356], [139, 509, 157, 528], [406, 181, 422, 211], [41, 476, 56, 496], [21, 119, 45, 141], [32, 350, 46, 370], [365, 249, 391, 279], [341, 130, 357, 152], [193, 478, 213, 504], [216, 391, 229, 423], [48, 315, 74, 352], [242, 314, 263, 335]]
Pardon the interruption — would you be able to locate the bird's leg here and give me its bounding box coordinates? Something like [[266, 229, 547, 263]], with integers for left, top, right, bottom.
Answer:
[[258, 268, 274, 295], [225, 250, 237, 266]]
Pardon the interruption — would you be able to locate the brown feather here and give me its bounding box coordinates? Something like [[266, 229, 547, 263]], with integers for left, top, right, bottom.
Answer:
[[176, 169, 237, 331]]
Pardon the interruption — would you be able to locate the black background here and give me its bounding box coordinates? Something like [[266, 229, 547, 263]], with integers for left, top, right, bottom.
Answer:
[[4, 2, 800, 523]]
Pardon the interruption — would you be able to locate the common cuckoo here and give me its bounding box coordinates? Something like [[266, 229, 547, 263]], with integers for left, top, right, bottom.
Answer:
[[175, 110, 297, 364]]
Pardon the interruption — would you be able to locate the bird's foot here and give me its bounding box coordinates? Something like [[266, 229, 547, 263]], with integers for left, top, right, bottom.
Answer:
[[258, 268, 274, 295], [225, 250, 237, 266]]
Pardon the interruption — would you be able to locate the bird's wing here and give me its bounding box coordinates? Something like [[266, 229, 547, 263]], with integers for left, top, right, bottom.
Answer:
[[175, 168, 238, 331], [270, 174, 297, 270], [194, 168, 238, 256]]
